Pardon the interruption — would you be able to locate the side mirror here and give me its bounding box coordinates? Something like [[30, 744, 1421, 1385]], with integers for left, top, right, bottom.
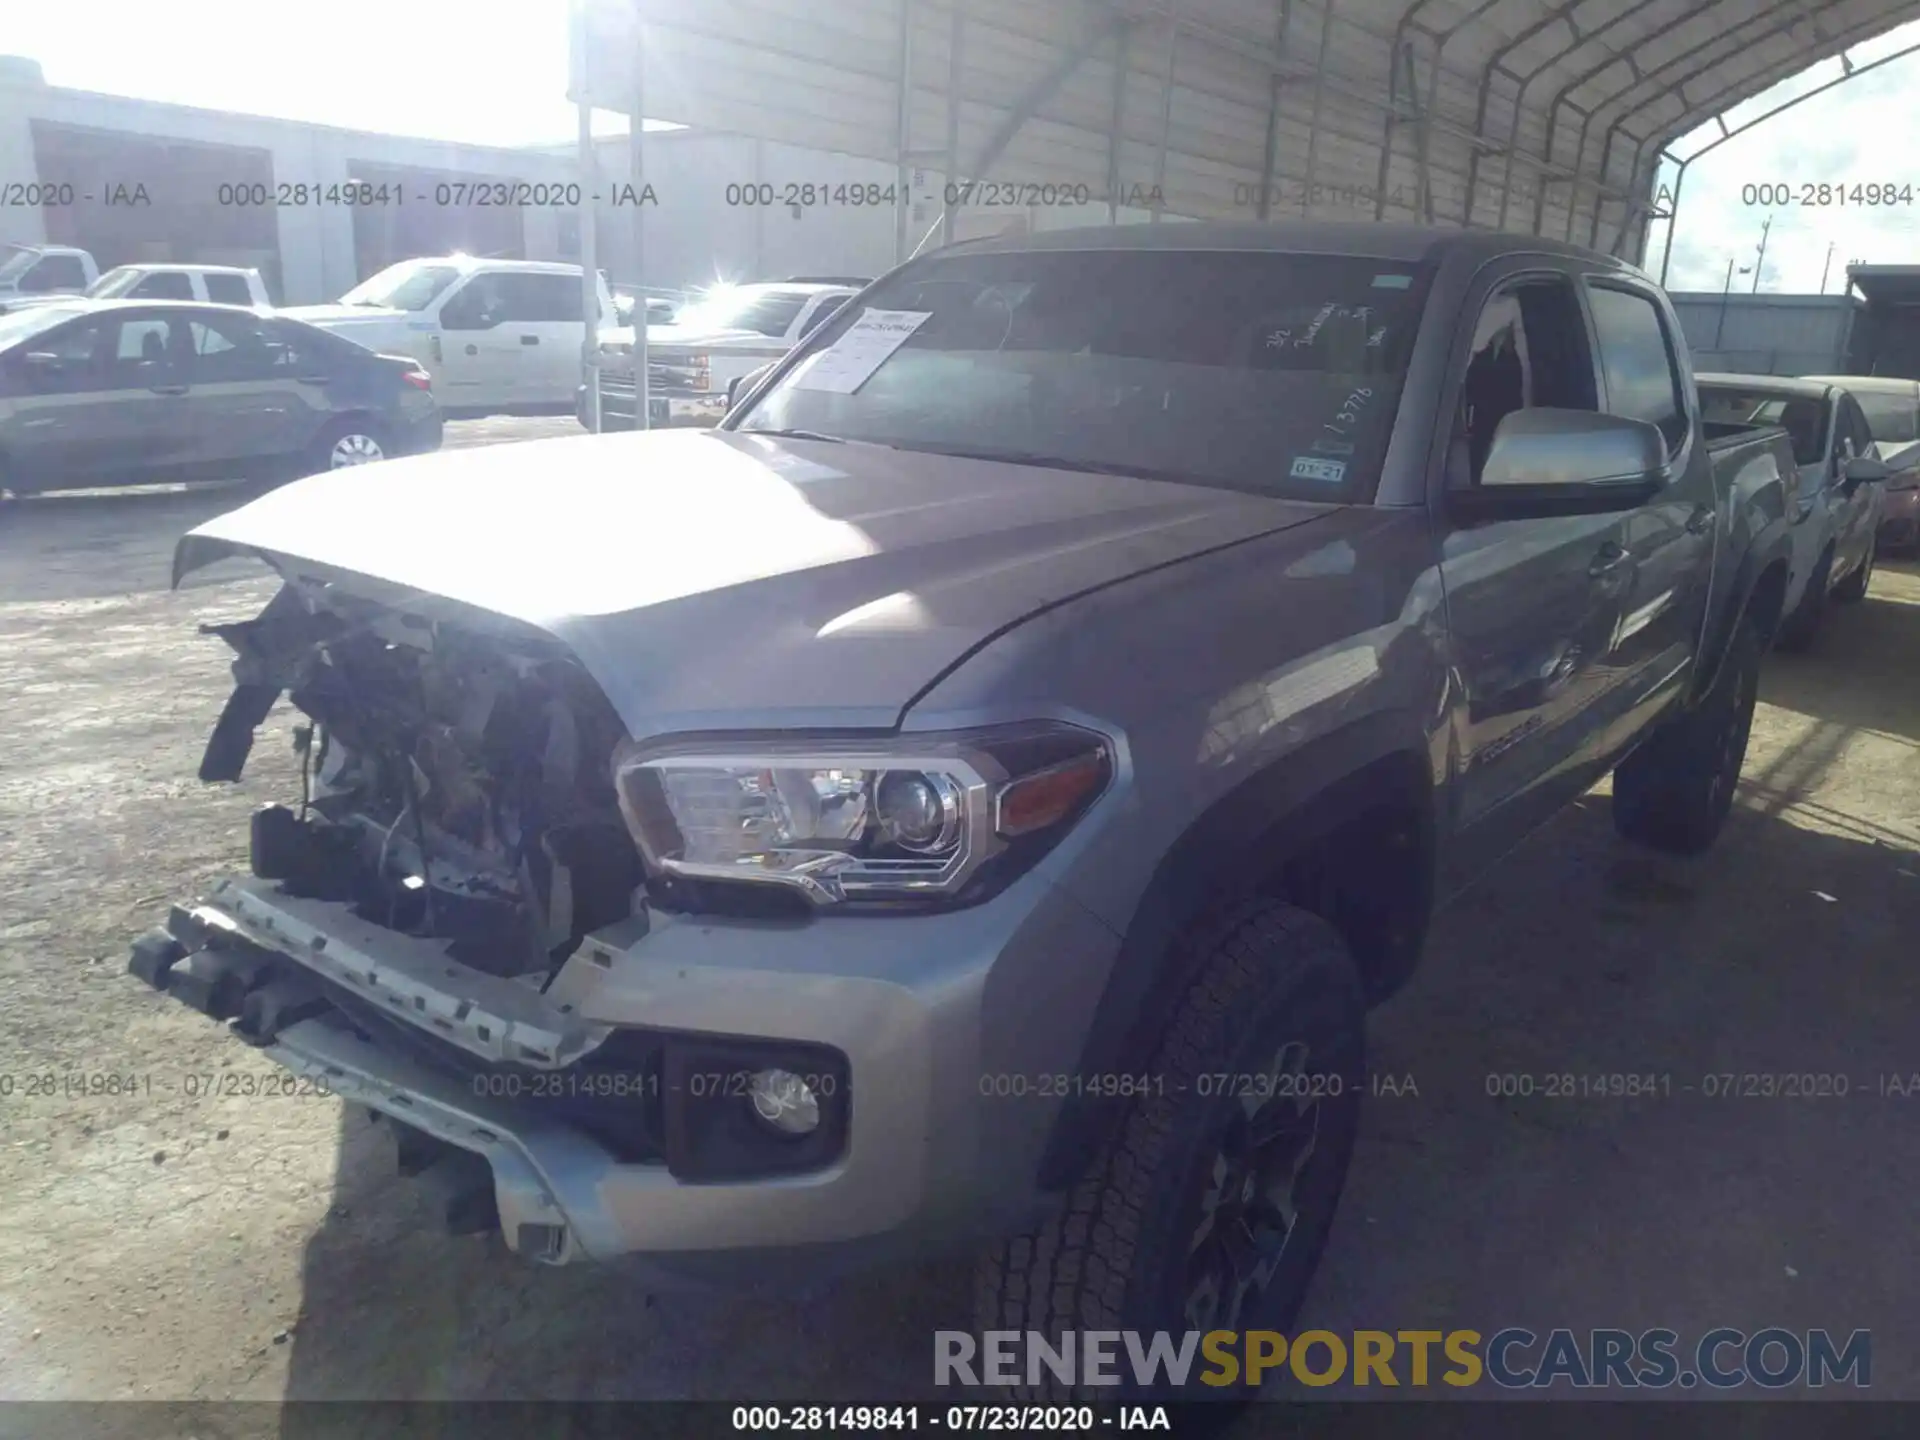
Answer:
[[19, 351, 64, 387], [1450, 408, 1668, 523], [1843, 454, 1889, 488]]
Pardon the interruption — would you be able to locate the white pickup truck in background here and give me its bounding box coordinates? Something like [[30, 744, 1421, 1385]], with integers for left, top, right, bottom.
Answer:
[[282, 256, 616, 417], [84, 263, 273, 307], [585, 280, 859, 429], [0, 243, 99, 312]]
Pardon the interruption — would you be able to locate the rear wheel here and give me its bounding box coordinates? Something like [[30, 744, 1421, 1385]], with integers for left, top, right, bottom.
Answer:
[[1830, 535, 1875, 604], [1611, 613, 1762, 856], [976, 899, 1365, 1404], [308, 418, 388, 476]]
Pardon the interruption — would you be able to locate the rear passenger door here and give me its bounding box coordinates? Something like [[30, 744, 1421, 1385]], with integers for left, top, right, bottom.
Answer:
[[175, 311, 322, 471], [495, 272, 587, 406], [1580, 279, 1714, 743], [1435, 268, 1630, 856]]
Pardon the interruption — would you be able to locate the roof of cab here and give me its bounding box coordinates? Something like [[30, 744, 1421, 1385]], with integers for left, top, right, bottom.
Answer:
[[1696, 373, 1837, 400], [934, 220, 1645, 273], [1802, 374, 1920, 395]]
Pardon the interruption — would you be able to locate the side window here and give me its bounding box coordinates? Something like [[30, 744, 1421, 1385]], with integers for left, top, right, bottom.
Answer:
[[798, 296, 849, 339], [19, 255, 87, 293], [737, 293, 810, 338], [1586, 284, 1688, 457], [496, 273, 584, 324], [1452, 277, 1598, 487], [204, 273, 254, 306], [131, 273, 195, 301], [106, 317, 181, 387], [440, 275, 503, 330], [182, 316, 279, 383]]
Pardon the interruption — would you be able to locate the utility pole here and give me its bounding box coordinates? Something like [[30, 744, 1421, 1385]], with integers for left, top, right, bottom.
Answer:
[[1751, 215, 1771, 294], [1819, 241, 1836, 295]]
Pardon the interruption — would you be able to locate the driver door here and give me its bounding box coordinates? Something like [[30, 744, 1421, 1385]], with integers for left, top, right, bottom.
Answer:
[[433, 272, 516, 409], [1435, 269, 1634, 878]]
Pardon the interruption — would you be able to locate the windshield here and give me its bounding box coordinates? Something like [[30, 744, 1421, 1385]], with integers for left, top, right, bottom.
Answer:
[[339, 261, 463, 312], [1698, 387, 1829, 466], [85, 267, 144, 299], [672, 286, 810, 337], [0, 304, 87, 349], [1850, 389, 1918, 444], [734, 248, 1429, 499]]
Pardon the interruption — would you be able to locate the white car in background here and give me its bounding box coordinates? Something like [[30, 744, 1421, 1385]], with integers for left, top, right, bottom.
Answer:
[[284, 256, 615, 416], [585, 281, 858, 429]]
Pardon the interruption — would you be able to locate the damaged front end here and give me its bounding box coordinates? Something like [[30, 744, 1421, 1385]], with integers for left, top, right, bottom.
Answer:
[[129, 577, 675, 1258], [196, 581, 646, 979]]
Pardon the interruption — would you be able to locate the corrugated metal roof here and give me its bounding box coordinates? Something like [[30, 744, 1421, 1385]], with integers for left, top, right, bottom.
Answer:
[[587, 0, 1920, 260]]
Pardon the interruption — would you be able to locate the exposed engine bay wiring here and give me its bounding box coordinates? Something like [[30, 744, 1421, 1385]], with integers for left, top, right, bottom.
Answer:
[[199, 581, 645, 981]]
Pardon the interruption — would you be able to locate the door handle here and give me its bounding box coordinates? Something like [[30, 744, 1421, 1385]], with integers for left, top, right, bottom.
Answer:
[[149, 384, 188, 396], [520, 335, 540, 346], [1587, 540, 1632, 578], [1685, 504, 1713, 534]]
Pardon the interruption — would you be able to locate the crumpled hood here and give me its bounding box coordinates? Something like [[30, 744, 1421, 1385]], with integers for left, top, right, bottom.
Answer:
[[174, 429, 1330, 739]]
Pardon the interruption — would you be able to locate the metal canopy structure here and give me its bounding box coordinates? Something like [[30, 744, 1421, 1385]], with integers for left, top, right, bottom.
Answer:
[[579, 0, 1920, 266]]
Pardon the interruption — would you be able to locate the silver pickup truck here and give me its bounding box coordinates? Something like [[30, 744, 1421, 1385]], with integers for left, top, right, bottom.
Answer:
[[130, 222, 1794, 1400]]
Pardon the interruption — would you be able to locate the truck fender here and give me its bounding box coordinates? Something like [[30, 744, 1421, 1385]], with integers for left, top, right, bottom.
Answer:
[[1033, 709, 1435, 1191], [1690, 518, 1794, 708]]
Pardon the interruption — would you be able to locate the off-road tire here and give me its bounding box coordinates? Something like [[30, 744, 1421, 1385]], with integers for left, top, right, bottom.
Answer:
[[1830, 537, 1875, 605], [1773, 548, 1831, 651], [975, 900, 1366, 1405], [1611, 613, 1762, 856]]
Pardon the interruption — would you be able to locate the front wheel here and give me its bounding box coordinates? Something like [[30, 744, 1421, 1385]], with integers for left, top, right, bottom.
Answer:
[[1611, 612, 1762, 856], [1773, 549, 1831, 651], [1830, 534, 1875, 605], [976, 900, 1366, 1404]]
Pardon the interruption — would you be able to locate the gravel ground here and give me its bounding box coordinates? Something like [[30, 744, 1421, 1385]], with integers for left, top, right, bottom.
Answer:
[[0, 434, 1915, 1420]]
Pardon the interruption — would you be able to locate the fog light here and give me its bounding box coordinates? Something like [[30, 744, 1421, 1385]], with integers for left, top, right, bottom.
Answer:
[[747, 1068, 821, 1136]]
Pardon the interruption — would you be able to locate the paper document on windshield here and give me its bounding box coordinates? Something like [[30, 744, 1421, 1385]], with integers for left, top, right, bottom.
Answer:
[[791, 309, 932, 394]]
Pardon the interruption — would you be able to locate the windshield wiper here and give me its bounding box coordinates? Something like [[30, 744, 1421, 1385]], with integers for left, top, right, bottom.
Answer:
[[884, 443, 1207, 487], [740, 427, 849, 444]]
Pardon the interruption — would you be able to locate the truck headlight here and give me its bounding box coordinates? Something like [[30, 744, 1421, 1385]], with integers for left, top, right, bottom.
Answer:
[[612, 723, 1112, 907]]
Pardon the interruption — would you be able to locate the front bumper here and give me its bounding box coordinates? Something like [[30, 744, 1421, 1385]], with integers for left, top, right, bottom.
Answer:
[[128, 864, 1118, 1277], [577, 381, 727, 431]]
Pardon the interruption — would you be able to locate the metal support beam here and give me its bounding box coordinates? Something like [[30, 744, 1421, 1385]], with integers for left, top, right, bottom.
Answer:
[[895, 0, 915, 265], [1649, 35, 1920, 283], [1301, 0, 1337, 215], [1106, 23, 1130, 222], [1151, 5, 1179, 222], [1255, 0, 1291, 221], [1545, 0, 1819, 237], [960, 10, 1130, 211], [942, 1, 965, 247], [629, 20, 649, 432]]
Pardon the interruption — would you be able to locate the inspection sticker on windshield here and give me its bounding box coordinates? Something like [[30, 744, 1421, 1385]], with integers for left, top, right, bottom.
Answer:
[[791, 308, 933, 394], [1290, 456, 1348, 483]]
